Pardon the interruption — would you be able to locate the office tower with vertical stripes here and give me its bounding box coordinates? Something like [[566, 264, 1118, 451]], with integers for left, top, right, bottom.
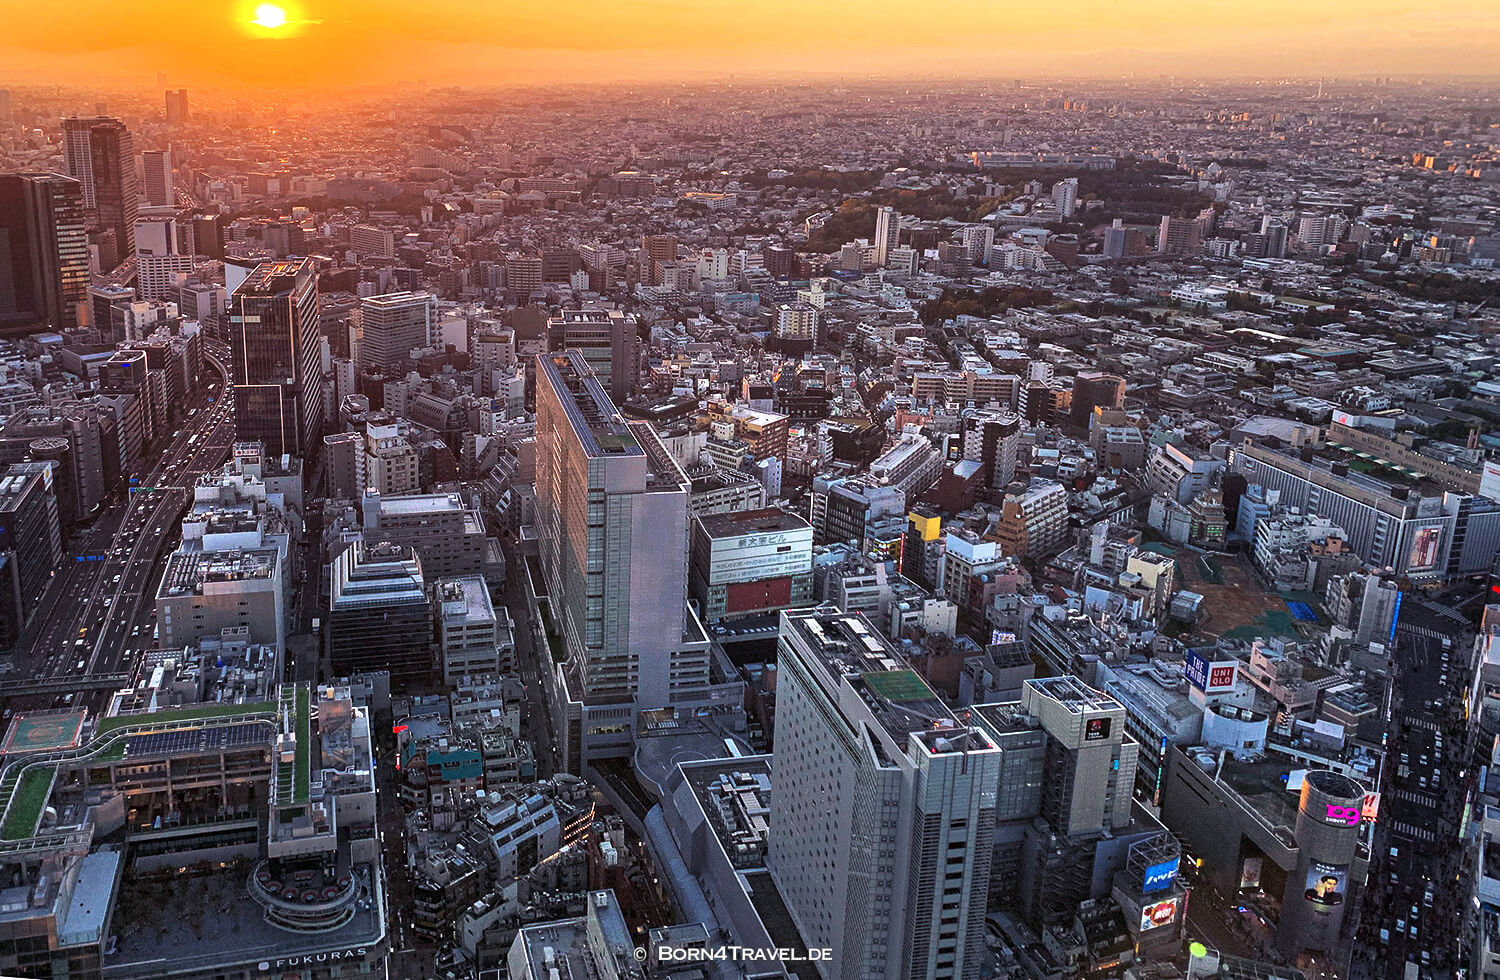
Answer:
[[62, 116, 139, 259], [228, 259, 324, 457], [142, 148, 173, 207], [0, 173, 89, 331], [358, 290, 434, 374]]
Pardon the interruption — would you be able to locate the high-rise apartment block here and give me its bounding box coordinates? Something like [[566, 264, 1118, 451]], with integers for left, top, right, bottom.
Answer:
[[961, 409, 1023, 491], [1052, 177, 1079, 217], [1069, 370, 1125, 430], [134, 217, 194, 302], [994, 479, 1070, 559], [1156, 214, 1201, 255], [874, 205, 899, 267], [228, 259, 324, 457], [350, 223, 396, 258], [640, 233, 677, 284]]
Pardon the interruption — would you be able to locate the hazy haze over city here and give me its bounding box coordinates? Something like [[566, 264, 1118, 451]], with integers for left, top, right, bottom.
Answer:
[[3, 0, 1500, 88]]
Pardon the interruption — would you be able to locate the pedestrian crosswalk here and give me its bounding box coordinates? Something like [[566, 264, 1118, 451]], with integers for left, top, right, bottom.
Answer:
[[1388, 820, 1436, 842], [1389, 789, 1440, 807], [1406, 717, 1441, 733]]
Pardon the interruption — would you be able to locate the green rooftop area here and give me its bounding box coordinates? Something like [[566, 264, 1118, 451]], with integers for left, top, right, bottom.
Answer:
[[862, 669, 936, 704], [95, 700, 275, 735], [2, 768, 55, 840], [294, 685, 310, 803]]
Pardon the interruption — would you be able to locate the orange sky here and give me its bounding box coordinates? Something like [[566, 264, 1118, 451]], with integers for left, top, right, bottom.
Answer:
[[2, 0, 1498, 88]]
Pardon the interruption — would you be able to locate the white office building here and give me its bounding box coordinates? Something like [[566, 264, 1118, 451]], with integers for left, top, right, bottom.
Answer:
[[769, 608, 1002, 980]]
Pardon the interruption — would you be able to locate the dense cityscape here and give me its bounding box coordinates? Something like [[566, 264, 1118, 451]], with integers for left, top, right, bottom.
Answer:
[[0, 64, 1496, 980]]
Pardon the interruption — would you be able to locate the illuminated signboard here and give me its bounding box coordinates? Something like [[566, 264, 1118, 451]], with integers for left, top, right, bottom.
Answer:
[[1140, 897, 1179, 931], [1143, 857, 1180, 894], [1323, 802, 1361, 827]]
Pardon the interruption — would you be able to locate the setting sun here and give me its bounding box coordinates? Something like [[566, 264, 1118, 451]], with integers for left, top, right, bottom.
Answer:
[[250, 2, 287, 28]]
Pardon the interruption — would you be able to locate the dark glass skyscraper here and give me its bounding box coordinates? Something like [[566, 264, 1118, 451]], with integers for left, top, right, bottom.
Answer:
[[228, 259, 324, 457], [62, 116, 139, 261], [0, 172, 90, 330]]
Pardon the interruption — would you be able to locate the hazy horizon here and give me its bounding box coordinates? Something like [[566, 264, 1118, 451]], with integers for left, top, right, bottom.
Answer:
[[3, 0, 1499, 91]]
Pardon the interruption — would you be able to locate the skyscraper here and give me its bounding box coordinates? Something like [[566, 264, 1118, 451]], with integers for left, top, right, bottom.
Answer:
[[769, 608, 1002, 980], [0, 173, 90, 330], [61, 116, 139, 259], [142, 148, 173, 207], [164, 89, 190, 125], [0, 463, 62, 650], [534, 350, 709, 766], [358, 290, 434, 374], [228, 259, 324, 457], [874, 205, 899, 267]]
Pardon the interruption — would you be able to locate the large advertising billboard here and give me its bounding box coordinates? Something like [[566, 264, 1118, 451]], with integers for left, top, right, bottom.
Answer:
[[1084, 717, 1112, 741], [1304, 862, 1348, 909], [1407, 527, 1444, 573], [1140, 897, 1180, 932]]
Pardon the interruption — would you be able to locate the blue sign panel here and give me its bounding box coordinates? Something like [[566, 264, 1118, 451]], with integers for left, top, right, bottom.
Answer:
[[1183, 651, 1210, 690], [1144, 857, 1180, 894]]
